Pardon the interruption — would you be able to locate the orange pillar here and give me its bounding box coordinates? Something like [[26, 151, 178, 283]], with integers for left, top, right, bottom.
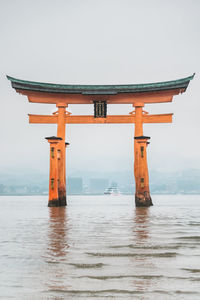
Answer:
[[134, 104, 153, 207], [45, 136, 62, 207], [65, 142, 70, 198], [134, 104, 143, 137], [57, 103, 67, 206]]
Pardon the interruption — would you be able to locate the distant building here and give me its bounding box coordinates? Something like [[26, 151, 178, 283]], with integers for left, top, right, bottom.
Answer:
[[67, 177, 83, 194], [89, 178, 109, 194]]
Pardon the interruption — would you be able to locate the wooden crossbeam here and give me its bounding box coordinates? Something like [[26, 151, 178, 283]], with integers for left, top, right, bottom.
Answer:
[[65, 115, 135, 124], [22, 90, 176, 104], [143, 113, 173, 123], [29, 114, 58, 124], [29, 113, 173, 124]]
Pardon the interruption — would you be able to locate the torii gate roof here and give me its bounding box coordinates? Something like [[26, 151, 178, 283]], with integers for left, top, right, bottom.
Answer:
[[7, 74, 194, 94], [7, 74, 194, 104]]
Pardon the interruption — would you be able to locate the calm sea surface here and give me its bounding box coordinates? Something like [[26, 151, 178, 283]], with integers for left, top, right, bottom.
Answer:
[[0, 195, 200, 299]]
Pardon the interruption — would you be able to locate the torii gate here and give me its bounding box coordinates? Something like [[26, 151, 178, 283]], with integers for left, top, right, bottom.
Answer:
[[7, 74, 194, 207]]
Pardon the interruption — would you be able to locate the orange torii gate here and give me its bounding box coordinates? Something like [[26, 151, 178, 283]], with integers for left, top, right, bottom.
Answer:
[[7, 74, 194, 207]]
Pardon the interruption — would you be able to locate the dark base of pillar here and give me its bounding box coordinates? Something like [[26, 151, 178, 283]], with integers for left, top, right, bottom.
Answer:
[[48, 199, 60, 207], [58, 188, 67, 206], [135, 192, 153, 207], [48, 196, 67, 207], [59, 195, 67, 206]]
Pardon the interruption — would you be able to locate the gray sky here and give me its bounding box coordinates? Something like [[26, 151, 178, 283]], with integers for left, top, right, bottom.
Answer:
[[0, 0, 200, 175]]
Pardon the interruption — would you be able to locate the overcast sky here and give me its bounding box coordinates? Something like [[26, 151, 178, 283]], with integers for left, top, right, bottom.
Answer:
[[0, 0, 200, 175]]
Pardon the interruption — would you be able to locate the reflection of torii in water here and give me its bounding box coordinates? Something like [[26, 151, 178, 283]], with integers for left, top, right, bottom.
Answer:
[[44, 207, 70, 292], [7, 74, 194, 207], [131, 208, 153, 292], [134, 207, 150, 240], [47, 207, 69, 258]]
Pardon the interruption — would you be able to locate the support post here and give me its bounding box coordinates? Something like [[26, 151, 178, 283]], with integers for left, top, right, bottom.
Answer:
[[134, 136, 153, 207], [45, 136, 62, 207], [57, 103, 68, 206], [134, 104, 153, 207]]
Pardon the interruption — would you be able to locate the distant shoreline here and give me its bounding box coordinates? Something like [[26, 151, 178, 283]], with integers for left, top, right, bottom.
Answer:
[[1, 193, 200, 196]]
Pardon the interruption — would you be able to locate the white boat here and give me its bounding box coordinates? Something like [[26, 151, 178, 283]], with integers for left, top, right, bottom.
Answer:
[[104, 186, 120, 195]]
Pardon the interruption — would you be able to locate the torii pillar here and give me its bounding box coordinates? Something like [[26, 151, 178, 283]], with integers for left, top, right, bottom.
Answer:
[[56, 103, 67, 206], [45, 136, 62, 207], [134, 103, 153, 207]]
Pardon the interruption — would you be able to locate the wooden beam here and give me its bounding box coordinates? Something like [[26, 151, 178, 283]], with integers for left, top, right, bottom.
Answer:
[[29, 114, 58, 124], [17, 89, 179, 105], [65, 115, 136, 124], [143, 113, 173, 123], [29, 114, 135, 124], [29, 113, 173, 124]]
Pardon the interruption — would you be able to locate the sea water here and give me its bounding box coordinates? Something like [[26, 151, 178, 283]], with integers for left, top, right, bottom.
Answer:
[[0, 195, 200, 299]]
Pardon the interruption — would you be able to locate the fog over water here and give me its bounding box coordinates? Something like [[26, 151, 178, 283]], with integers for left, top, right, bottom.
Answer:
[[0, 195, 200, 299], [0, 0, 200, 175]]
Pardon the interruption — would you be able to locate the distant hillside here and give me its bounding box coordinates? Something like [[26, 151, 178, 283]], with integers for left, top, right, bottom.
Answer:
[[0, 169, 200, 195]]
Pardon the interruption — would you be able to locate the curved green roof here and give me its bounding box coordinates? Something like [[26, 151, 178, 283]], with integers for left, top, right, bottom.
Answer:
[[7, 74, 195, 95]]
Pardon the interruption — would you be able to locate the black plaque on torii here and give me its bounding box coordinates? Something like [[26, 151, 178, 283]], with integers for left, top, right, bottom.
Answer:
[[94, 101, 107, 118]]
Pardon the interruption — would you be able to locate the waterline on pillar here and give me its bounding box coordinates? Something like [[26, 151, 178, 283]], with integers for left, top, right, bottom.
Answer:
[[135, 192, 153, 207], [48, 199, 61, 207], [58, 188, 67, 206], [59, 195, 67, 206]]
